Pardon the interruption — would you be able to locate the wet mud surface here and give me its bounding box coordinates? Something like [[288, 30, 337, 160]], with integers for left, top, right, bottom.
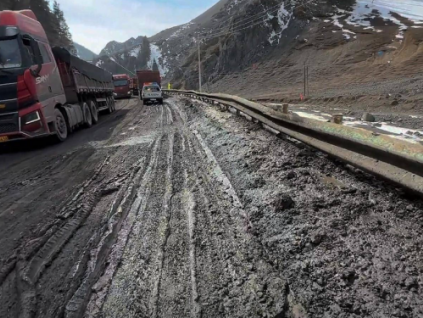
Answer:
[[0, 96, 421, 317]]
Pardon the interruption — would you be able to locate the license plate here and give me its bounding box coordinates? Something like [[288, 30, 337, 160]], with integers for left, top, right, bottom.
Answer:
[[0, 136, 9, 142]]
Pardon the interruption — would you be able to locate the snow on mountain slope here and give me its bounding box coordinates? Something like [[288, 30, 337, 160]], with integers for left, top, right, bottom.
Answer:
[[148, 44, 169, 75], [266, 2, 293, 44]]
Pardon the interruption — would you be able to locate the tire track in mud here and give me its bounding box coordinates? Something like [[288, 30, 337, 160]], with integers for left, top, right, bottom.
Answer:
[[98, 133, 172, 317], [84, 133, 163, 317], [150, 132, 175, 318], [180, 134, 202, 318], [65, 136, 162, 318], [0, 155, 111, 318], [0, 98, 158, 318], [170, 98, 289, 317]]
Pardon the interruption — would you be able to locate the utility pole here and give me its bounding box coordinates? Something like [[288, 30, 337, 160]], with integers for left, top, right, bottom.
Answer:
[[197, 37, 202, 92]]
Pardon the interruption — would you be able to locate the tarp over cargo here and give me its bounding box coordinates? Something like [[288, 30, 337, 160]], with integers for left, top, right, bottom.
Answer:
[[52, 47, 113, 83]]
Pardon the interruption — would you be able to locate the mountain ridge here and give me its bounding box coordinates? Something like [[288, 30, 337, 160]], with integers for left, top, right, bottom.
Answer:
[[93, 0, 423, 112], [73, 42, 98, 61]]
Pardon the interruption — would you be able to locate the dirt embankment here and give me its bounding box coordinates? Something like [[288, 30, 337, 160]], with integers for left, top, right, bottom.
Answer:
[[204, 5, 423, 119]]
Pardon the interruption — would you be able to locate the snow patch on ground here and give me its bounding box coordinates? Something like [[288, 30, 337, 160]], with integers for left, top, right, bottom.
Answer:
[[293, 109, 423, 144], [129, 46, 141, 57], [227, 0, 243, 12], [331, 0, 423, 40]]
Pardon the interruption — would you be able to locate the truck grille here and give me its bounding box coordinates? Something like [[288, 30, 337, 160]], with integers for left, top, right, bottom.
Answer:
[[0, 113, 19, 134]]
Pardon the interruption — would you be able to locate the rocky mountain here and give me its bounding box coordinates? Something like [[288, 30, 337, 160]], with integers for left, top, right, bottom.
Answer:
[[73, 42, 97, 61], [95, 0, 423, 106]]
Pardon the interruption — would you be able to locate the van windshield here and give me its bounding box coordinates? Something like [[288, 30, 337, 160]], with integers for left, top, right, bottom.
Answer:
[[113, 79, 128, 87], [0, 38, 22, 69]]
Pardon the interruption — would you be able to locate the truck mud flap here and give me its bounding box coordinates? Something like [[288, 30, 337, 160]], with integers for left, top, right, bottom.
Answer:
[[64, 104, 83, 128]]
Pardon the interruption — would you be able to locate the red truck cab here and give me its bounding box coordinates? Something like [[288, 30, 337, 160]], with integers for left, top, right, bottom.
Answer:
[[0, 10, 66, 142], [112, 74, 131, 99]]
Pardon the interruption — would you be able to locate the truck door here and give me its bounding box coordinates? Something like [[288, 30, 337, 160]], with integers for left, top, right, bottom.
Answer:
[[22, 38, 64, 124], [35, 42, 64, 123]]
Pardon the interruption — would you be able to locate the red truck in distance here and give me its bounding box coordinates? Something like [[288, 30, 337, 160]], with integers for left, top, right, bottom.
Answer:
[[112, 74, 131, 99], [136, 70, 161, 91], [0, 9, 116, 143]]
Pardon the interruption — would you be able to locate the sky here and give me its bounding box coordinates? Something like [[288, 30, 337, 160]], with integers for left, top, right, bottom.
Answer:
[[54, 0, 220, 54]]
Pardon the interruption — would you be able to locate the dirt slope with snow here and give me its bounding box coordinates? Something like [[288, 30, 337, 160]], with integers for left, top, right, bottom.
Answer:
[[95, 0, 423, 117]]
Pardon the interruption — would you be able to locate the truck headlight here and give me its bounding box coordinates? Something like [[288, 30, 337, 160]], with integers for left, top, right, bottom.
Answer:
[[22, 111, 40, 124]]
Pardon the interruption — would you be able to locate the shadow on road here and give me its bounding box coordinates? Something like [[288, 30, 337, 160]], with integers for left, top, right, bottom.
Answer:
[[0, 109, 131, 156]]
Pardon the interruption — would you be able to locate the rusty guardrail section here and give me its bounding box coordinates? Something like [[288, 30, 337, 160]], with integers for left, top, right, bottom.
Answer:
[[164, 89, 423, 195]]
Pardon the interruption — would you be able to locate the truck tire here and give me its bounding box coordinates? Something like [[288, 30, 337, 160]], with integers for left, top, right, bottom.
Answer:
[[53, 108, 68, 142], [159, 98, 163, 105], [89, 100, 99, 124], [82, 102, 92, 128]]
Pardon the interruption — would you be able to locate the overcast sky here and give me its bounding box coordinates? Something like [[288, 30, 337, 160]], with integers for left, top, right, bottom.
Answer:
[[54, 0, 219, 54]]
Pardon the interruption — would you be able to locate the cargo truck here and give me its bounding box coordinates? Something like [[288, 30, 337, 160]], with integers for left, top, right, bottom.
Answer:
[[0, 9, 116, 143], [136, 70, 161, 91], [112, 74, 131, 99]]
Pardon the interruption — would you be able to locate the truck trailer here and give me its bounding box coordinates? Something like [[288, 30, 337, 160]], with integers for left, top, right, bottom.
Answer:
[[136, 70, 161, 92], [0, 9, 116, 143]]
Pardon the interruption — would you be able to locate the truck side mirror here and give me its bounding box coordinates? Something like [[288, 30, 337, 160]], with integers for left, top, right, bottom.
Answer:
[[23, 35, 42, 77]]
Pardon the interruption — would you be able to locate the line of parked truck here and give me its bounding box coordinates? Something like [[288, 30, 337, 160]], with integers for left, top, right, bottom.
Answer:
[[0, 8, 163, 144]]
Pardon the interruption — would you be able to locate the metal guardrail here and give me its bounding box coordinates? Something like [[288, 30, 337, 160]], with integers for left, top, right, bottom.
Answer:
[[164, 89, 423, 196]]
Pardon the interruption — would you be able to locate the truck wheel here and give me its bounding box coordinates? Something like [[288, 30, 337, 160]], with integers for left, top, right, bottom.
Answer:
[[54, 108, 68, 142], [90, 100, 99, 124], [159, 98, 163, 105], [82, 102, 92, 128]]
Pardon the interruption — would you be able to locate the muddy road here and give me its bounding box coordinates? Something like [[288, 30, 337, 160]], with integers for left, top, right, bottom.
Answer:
[[0, 96, 422, 318]]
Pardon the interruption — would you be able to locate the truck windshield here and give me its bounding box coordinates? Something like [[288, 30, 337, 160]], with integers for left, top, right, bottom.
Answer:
[[114, 79, 128, 87], [0, 38, 22, 69]]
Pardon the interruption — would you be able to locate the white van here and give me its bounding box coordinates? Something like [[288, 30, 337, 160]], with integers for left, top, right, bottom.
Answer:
[[142, 85, 163, 104]]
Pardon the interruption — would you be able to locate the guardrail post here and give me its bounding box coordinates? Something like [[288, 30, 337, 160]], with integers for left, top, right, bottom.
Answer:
[[332, 114, 343, 124], [283, 103, 289, 114]]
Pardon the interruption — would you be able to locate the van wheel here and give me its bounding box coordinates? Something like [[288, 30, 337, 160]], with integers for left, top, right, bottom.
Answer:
[[54, 108, 68, 142], [90, 100, 99, 124], [82, 102, 92, 128]]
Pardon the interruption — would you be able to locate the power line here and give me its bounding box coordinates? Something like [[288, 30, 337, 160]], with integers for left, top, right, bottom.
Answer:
[[202, 15, 279, 41], [108, 55, 136, 76], [205, 2, 282, 33], [202, 9, 279, 39], [199, 2, 283, 36]]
